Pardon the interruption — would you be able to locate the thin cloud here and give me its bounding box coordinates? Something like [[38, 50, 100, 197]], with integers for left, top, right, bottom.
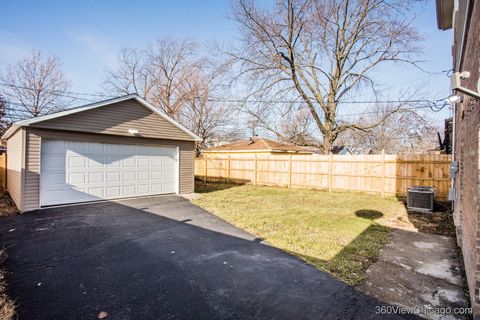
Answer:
[[70, 30, 118, 69], [0, 31, 30, 64]]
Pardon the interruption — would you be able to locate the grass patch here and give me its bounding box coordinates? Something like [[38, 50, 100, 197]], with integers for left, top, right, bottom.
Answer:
[[193, 182, 410, 285], [0, 250, 14, 320]]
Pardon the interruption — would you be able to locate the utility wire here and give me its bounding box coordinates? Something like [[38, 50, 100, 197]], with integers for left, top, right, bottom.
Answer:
[[0, 82, 446, 105]]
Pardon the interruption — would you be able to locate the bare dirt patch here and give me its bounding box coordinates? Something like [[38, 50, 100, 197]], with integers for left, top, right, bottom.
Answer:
[[0, 250, 14, 320], [0, 193, 18, 320], [0, 193, 18, 217]]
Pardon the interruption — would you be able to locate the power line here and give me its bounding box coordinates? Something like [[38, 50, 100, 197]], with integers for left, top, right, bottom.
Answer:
[[0, 81, 446, 105], [0, 82, 109, 102]]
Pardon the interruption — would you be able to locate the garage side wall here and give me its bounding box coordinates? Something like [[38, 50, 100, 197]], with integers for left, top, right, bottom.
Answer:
[[6, 128, 25, 211], [23, 128, 195, 211]]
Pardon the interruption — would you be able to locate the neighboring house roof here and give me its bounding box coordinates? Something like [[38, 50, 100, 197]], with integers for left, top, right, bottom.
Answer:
[[347, 146, 374, 155], [306, 145, 374, 155], [331, 146, 352, 155], [1, 94, 201, 141], [204, 137, 312, 153]]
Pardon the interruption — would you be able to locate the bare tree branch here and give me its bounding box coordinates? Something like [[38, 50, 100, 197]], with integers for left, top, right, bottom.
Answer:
[[228, 0, 422, 152], [0, 50, 70, 119]]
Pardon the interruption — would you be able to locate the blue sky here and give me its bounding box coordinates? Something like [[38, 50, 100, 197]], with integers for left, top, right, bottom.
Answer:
[[0, 0, 453, 121]]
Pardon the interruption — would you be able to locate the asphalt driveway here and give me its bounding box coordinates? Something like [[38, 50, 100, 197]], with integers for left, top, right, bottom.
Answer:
[[0, 195, 407, 320]]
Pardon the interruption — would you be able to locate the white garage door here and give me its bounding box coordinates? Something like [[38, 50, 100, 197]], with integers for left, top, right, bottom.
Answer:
[[40, 140, 178, 206]]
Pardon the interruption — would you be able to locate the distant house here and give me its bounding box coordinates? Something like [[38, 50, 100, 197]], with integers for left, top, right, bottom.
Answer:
[[347, 146, 374, 155], [305, 145, 374, 155], [332, 146, 352, 155], [203, 137, 312, 156]]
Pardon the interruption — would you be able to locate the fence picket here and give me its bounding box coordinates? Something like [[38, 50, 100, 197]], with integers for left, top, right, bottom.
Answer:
[[195, 153, 452, 199]]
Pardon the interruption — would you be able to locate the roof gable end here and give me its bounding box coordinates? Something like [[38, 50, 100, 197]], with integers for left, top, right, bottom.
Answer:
[[2, 95, 200, 141]]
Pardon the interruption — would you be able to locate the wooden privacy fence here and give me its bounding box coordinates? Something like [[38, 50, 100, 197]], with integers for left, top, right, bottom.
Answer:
[[195, 153, 452, 199], [0, 152, 5, 191]]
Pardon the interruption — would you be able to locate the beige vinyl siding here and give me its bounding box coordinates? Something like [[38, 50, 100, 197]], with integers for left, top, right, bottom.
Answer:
[[179, 144, 195, 194], [23, 128, 195, 211], [6, 128, 24, 211], [30, 100, 194, 141], [24, 130, 41, 211]]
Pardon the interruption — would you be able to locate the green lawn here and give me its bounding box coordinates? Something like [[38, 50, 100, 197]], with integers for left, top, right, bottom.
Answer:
[[193, 182, 410, 286]]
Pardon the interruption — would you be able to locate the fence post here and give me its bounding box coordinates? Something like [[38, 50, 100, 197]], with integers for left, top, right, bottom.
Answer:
[[227, 155, 231, 184], [0, 153, 5, 191], [204, 154, 208, 183], [328, 152, 333, 192], [381, 149, 385, 197], [254, 154, 258, 185], [288, 154, 292, 188]]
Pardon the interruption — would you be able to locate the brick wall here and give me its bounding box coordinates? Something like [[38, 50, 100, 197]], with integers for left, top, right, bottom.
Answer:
[[453, 0, 480, 315]]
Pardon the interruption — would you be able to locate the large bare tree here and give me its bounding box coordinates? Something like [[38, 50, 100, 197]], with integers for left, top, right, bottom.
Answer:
[[241, 102, 316, 145], [0, 94, 10, 135], [179, 70, 234, 155], [336, 106, 439, 153], [0, 50, 70, 119], [229, 0, 422, 152], [105, 38, 234, 153], [104, 38, 201, 118]]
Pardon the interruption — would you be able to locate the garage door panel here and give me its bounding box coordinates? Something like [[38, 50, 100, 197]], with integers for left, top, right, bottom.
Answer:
[[151, 171, 162, 180], [44, 155, 65, 170], [69, 141, 88, 154], [151, 183, 164, 193], [123, 157, 136, 168], [106, 144, 123, 155], [137, 171, 149, 181], [105, 156, 122, 167], [43, 190, 65, 203], [137, 184, 150, 195], [106, 172, 120, 182], [69, 172, 86, 184], [69, 156, 86, 168], [43, 140, 65, 154], [44, 173, 66, 186], [87, 143, 105, 154], [122, 171, 135, 181], [137, 157, 149, 168], [151, 157, 164, 168], [66, 188, 88, 202], [88, 157, 105, 168], [122, 185, 135, 195], [88, 187, 104, 198], [88, 172, 104, 183], [41, 140, 178, 206], [106, 186, 121, 197]]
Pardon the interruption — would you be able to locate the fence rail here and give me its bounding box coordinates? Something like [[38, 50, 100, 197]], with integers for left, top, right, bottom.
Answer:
[[194, 153, 452, 199], [0, 153, 5, 191]]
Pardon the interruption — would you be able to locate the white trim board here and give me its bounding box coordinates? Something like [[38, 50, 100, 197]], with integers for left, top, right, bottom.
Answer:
[[2, 94, 201, 141]]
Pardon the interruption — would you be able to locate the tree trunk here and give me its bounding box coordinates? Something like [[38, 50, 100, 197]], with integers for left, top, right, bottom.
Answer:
[[323, 134, 334, 154]]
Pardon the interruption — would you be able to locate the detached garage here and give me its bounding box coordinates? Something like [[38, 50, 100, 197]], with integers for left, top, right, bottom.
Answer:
[[1, 94, 200, 212]]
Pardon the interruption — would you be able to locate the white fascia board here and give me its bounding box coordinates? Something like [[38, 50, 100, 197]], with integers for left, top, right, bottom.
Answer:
[[1, 94, 202, 141]]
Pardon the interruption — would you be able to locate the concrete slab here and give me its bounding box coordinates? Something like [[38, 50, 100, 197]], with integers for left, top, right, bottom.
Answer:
[[179, 192, 202, 201], [359, 229, 470, 320]]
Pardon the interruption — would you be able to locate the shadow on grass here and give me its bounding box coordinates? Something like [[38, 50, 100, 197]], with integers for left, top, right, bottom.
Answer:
[[195, 183, 393, 286], [194, 179, 246, 194], [292, 223, 391, 285], [288, 210, 391, 285]]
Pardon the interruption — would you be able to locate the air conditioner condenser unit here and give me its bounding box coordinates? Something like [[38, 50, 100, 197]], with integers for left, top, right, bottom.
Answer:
[[407, 186, 435, 213]]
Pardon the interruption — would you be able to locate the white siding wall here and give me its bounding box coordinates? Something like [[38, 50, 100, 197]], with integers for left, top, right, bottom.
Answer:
[[6, 128, 24, 210]]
